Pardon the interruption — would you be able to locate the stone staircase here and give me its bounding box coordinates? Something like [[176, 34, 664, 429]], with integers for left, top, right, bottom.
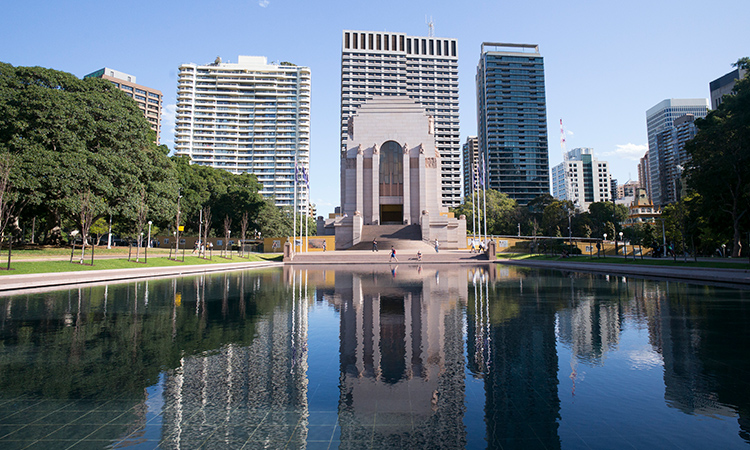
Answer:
[[350, 224, 432, 251]]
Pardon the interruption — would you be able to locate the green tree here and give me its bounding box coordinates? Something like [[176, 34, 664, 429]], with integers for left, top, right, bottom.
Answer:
[[685, 58, 750, 257], [451, 189, 518, 235], [0, 63, 178, 244]]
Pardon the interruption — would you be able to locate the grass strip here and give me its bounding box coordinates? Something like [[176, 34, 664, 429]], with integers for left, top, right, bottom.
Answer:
[[0, 254, 282, 276]]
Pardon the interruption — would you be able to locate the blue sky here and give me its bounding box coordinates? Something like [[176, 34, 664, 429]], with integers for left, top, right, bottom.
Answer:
[[2, 0, 748, 215]]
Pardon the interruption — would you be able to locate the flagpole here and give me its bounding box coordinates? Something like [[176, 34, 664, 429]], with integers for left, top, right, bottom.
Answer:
[[294, 157, 297, 253], [482, 153, 488, 247], [471, 162, 477, 245]]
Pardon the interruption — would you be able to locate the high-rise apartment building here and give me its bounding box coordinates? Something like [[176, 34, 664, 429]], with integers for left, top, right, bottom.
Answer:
[[340, 30, 460, 207], [709, 67, 747, 109], [476, 43, 550, 206], [550, 148, 611, 211], [173, 56, 311, 211], [638, 152, 650, 201], [646, 99, 708, 206], [84, 68, 163, 143], [462, 136, 479, 198]]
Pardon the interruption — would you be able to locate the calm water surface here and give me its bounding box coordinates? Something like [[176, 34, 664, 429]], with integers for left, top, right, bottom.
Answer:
[[0, 265, 749, 449]]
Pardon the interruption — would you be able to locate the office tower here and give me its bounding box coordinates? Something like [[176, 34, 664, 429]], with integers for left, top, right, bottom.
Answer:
[[550, 148, 611, 211], [462, 136, 479, 198], [340, 30, 460, 207], [174, 56, 311, 211], [646, 99, 708, 206], [710, 67, 747, 109], [638, 152, 650, 201], [476, 43, 550, 206], [84, 68, 163, 143]]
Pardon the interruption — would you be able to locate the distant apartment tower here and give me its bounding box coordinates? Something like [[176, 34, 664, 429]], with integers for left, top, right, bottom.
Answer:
[[462, 136, 479, 198], [646, 99, 708, 206], [617, 180, 640, 199], [173, 56, 311, 211], [550, 148, 611, 211], [709, 66, 747, 109], [85, 68, 163, 143], [477, 43, 549, 206], [638, 152, 650, 201], [340, 30, 460, 207]]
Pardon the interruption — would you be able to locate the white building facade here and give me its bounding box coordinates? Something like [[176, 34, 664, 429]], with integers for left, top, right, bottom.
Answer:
[[341, 30, 460, 208], [174, 56, 311, 210], [551, 148, 611, 211]]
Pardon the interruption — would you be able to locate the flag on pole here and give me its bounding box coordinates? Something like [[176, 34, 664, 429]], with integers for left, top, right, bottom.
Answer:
[[478, 153, 486, 188]]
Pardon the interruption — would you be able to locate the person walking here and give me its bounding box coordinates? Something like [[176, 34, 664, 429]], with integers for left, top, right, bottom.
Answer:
[[417, 250, 422, 261], [323, 240, 327, 252], [434, 239, 439, 253], [372, 238, 378, 252], [389, 246, 398, 262]]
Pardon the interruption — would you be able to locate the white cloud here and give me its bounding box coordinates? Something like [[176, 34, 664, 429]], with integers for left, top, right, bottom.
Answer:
[[161, 103, 176, 151], [259, 0, 269, 7], [603, 143, 648, 161], [627, 347, 663, 370]]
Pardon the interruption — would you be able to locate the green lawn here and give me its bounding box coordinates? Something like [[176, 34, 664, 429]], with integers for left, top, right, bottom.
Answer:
[[500, 253, 750, 270], [0, 253, 282, 276]]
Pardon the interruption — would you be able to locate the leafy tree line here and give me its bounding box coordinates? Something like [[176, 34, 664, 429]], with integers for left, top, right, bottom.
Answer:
[[0, 63, 306, 246], [453, 191, 627, 242]]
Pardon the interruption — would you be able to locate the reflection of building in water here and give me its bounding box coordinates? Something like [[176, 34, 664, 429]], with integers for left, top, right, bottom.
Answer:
[[556, 296, 623, 365], [469, 273, 561, 449], [160, 273, 309, 447], [324, 266, 467, 448]]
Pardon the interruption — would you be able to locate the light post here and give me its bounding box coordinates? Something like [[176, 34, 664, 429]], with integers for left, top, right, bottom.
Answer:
[[175, 193, 182, 255], [603, 233, 607, 258], [619, 231, 624, 257], [147, 221, 153, 248]]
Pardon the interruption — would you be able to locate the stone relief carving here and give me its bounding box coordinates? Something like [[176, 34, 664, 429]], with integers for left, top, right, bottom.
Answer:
[[372, 143, 379, 155], [356, 144, 363, 155], [402, 142, 409, 154], [419, 143, 425, 154], [428, 116, 434, 135], [425, 157, 437, 168]]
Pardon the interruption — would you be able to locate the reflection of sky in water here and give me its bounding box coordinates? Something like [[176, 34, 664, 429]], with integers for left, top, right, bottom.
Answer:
[[0, 266, 748, 449]]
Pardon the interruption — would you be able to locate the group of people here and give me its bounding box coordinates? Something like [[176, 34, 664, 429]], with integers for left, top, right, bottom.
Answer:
[[191, 240, 213, 256], [469, 239, 487, 253]]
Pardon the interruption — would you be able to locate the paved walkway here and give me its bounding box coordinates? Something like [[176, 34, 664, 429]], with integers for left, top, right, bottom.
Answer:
[[0, 260, 282, 294], [498, 257, 750, 286]]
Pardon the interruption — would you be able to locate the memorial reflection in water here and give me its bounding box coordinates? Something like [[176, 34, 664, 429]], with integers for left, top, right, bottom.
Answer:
[[0, 265, 748, 449]]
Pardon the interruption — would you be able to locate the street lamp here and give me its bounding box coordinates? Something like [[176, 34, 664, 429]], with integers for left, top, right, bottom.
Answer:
[[147, 221, 152, 248], [603, 233, 607, 258], [619, 231, 624, 257]]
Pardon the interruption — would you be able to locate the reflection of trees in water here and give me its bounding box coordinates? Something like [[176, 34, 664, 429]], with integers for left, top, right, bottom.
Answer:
[[0, 269, 290, 400]]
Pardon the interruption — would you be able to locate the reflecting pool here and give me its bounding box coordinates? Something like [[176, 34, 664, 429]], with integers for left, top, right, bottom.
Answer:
[[1, 265, 749, 449]]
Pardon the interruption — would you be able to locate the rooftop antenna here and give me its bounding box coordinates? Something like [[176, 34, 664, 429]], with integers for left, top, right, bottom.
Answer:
[[426, 16, 434, 37]]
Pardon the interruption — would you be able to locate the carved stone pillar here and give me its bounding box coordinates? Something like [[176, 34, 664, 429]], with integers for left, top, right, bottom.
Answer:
[[402, 143, 411, 224], [372, 143, 380, 224], [418, 143, 426, 219], [356, 144, 364, 217]]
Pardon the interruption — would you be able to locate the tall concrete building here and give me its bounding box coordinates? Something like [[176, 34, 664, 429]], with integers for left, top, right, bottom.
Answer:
[[550, 148, 611, 212], [340, 30, 460, 207], [174, 56, 311, 211], [709, 66, 747, 109], [638, 152, 650, 201], [646, 99, 708, 206], [84, 68, 163, 143], [462, 136, 479, 198], [476, 43, 550, 206]]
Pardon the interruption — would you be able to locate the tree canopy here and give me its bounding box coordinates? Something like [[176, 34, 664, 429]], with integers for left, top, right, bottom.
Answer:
[[0, 63, 178, 243], [685, 58, 750, 257]]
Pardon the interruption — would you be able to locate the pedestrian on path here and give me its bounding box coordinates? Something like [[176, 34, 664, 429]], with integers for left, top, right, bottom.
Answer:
[[323, 240, 327, 252], [417, 250, 422, 261], [389, 246, 398, 262], [372, 238, 378, 252], [434, 239, 439, 253]]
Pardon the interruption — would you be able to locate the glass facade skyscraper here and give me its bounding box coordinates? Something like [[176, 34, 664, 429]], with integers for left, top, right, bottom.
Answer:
[[476, 43, 549, 206]]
